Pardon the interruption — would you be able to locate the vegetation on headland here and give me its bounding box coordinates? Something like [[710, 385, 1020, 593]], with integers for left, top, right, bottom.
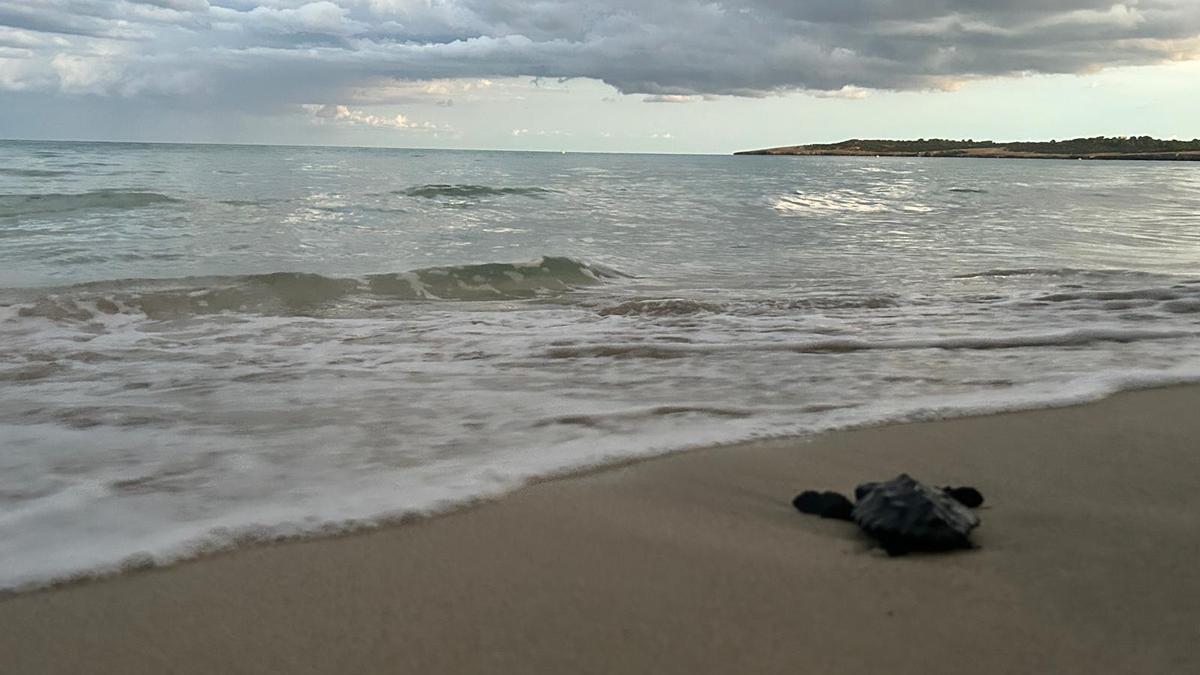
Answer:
[[735, 136, 1200, 160]]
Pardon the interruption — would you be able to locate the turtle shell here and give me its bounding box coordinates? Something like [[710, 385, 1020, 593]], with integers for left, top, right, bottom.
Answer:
[[852, 474, 980, 555]]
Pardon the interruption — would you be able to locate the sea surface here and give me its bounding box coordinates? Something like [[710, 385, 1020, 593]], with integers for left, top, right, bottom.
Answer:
[[2, 140, 1200, 590]]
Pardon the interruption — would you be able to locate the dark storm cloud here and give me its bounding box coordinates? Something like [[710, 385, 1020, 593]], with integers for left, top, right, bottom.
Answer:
[[1, 0, 1197, 104]]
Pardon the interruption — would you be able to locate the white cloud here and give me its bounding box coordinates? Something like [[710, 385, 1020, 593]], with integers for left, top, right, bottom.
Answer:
[[211, 2, 364, 35], [348, 77, 493, 105], [129, 0, 210, 11], [302, 103, 440, 129], [509, 127, 569, 137], [50, 51, 122, 95], [643, 94, 718, 103], [808, 85, 870, 99], [1035, 4, 1146, 30]]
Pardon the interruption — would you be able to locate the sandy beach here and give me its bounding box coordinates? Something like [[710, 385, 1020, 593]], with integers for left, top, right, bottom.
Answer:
[[3, 385, 1200, 674]]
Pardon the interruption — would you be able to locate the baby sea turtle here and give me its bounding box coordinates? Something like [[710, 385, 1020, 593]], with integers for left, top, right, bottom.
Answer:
[[792, 474, 983, 555]]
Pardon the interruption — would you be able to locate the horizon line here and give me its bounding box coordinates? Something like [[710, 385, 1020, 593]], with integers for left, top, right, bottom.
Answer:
[[0, 137, 728, 157]]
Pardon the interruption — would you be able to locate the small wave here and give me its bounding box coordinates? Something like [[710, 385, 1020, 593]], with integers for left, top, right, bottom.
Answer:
[[0, 190, 181, 218], [1162, 299, 1200, 314], [364, 257, 619, 302], [724, 294, 903, 315], [0, 168, 72, 178], [783, 294, 901, 311], [544, 328, 1195, 359], [1036, 288, 1185, 302], [1026, 285, 1200, 314], [952, 268, 1156, 280], [598, 298, 722, 316], [585, 293, 900, 318], [774, 190, 932, 215], [954, 268, 1071, 279], [397, 184, 555, 199], [853, 167, 913, 175], [947, 187, 987, 194], [0, 363, 66, 382], [11, 257, 622, 321], [218, 199, 276, 207], [534, 405, 754, 428]]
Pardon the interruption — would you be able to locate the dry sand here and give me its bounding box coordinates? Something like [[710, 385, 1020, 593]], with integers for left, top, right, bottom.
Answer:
[[3, 385, 1200, 674]]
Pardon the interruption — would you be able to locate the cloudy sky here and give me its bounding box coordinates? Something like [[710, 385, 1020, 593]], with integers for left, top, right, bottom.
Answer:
[[1, 1, 1198, 152]]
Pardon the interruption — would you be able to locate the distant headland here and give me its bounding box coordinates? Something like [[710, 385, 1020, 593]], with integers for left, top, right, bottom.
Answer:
[[735, 136, 1200, 161]]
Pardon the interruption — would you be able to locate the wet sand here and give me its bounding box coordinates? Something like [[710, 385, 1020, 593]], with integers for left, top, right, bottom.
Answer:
[[3, 385, 1200, 674]]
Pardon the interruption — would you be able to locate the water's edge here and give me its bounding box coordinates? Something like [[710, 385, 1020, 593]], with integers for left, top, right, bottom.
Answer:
[[5, 375, 1197, 599]]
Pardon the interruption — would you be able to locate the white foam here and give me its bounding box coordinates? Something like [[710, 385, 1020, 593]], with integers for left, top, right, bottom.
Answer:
[[543, 327, 1197, 358], [4, 363, 1199, 593], [5, 272, 1200, 594]]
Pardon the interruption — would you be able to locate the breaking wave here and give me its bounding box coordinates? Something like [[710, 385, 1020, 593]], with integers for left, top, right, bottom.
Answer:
[[8, 257, 622, 321], [0, 190, 181, 218]]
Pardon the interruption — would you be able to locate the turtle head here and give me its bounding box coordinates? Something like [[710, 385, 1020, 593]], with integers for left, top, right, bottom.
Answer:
[[942, 486, 984, 508]]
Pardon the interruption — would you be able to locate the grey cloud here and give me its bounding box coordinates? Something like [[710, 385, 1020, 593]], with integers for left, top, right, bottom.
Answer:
[[0, 3, 140, 39], [1, 0, 1198, 107], [131, 0, 210, 10]]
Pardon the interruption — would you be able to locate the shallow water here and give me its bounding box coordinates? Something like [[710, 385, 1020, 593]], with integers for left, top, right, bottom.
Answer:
[[2, 140, 1199, 590]]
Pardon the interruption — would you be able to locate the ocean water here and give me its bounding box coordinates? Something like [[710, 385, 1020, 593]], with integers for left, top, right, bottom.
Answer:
[[2, 140, 1200, 591]]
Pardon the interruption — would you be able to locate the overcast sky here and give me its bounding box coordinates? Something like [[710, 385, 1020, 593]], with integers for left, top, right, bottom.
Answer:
[[1, 1, 1198, 152]]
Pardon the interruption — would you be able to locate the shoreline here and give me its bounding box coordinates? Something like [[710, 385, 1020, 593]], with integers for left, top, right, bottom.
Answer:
[[5, 384, 1200, 673], [5, 373, 1199, 597]]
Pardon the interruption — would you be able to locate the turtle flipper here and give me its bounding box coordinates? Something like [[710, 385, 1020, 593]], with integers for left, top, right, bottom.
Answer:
[[792, 490, 855, 521], [941, 486, 984, 508], [878, 536, 912, 557]]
